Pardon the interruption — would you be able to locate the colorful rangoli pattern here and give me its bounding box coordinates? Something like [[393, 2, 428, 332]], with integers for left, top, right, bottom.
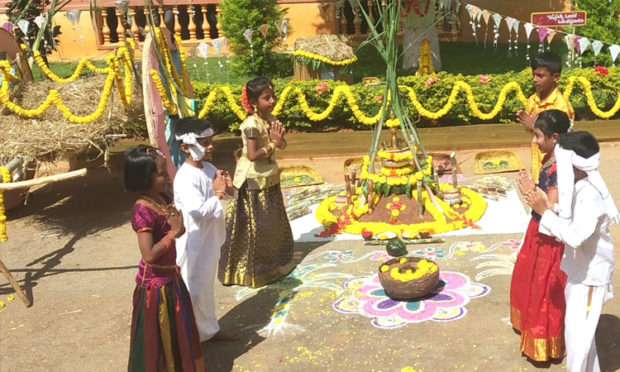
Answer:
[[333, 271, 490, 329]]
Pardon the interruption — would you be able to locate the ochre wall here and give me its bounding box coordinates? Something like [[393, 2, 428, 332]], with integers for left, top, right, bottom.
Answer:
[[1, 0, 576, 61]]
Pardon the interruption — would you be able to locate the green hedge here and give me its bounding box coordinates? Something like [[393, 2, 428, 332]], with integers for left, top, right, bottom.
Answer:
[[192, 66, 620, 133]]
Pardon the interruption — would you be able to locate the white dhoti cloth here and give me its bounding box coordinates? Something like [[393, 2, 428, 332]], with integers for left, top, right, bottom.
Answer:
[[174, 161, 225, 342], [564, 280, 614, 372]]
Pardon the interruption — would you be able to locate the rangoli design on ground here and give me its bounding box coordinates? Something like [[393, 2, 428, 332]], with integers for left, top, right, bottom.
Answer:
[[332, 271, 490, 329], [471, 239, 520, 281], [235, 239, 518, 335]]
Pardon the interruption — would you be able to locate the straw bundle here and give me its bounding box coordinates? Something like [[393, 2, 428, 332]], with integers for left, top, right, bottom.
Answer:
[[294, 34, 355, 62], [0, 74, 143, 165]]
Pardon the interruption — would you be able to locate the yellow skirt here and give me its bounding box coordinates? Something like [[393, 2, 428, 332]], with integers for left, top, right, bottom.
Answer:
[[218, 182, 296, 288]]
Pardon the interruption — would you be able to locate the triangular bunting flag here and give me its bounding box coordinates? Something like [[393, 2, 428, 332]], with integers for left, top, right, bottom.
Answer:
[[546, 29, 556, 44], [609, 44, 620, 64], [537, 27, 548, 43], [591, 40, 603, 56], [577, 37, 590, 55]]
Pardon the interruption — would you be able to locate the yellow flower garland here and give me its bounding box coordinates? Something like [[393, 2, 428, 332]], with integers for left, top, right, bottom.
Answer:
[[377, 150, 413, 161], [0, 62, 20, 83], [380, 165, 413, 176], [154, 28, 186, 98], [293, 49, 358, 66], [194, 76, 617, 124], [197, 86, 249, 120], [315, 183, 487, 236], [385, 117, 400, 127], [563, 76, 620, 119], [0, 166, 10, 242], [31, 49, 111, 83], [174, 34, 191, 94], [150, 69, 178, 115], [1, 46, 134, 123]]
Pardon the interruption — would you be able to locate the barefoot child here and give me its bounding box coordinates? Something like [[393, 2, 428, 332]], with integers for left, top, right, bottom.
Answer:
[[526, 131, 617, 372], [516, 51, 575, 182], [510, 109, 571, 361], [124, 145, 204, 370], [172, 117, 238, 342], [219, 77, 296, 288]]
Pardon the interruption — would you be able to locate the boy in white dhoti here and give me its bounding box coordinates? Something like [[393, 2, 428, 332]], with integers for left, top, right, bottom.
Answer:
[[173, 117, 238, 342], [526, 131, 617, 372]]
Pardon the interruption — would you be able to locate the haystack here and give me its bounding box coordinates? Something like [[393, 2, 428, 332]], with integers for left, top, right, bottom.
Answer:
[[0, 74, 143, 167], [294, 34, 356, 63], [293, 35, 356, 82]]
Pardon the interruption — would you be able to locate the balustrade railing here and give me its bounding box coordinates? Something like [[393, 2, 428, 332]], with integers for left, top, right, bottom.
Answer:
[[95, 1, 221, 48]]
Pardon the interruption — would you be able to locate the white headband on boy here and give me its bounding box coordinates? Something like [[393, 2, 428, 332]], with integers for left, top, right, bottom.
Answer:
[[175, 128, 214, 161], [555, 145, 620, 225]]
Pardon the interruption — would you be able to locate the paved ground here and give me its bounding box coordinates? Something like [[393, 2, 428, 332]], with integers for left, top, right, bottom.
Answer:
[[1, 125, 619, 371]]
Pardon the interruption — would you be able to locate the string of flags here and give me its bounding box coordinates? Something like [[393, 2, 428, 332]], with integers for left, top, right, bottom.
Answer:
[[459, 1, 620, 66], [240, 20, 288, 72]]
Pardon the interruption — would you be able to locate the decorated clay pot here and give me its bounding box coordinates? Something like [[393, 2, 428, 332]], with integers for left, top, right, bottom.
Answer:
[[378, 257, 440, 301]]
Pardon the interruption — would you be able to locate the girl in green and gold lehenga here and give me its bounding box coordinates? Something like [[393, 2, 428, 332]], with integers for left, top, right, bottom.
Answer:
[[218, 77, 296, 288]]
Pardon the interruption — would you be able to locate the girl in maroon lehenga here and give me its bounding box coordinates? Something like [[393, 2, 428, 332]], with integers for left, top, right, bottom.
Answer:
[[124, 145, 204, 371], [510, 110, 571, 362]]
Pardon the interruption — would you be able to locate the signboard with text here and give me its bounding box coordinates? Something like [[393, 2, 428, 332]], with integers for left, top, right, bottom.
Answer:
[[531, 11, 587, 27]]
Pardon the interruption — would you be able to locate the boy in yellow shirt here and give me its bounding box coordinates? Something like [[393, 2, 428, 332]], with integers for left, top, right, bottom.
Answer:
[[516, 52, 575, 181]]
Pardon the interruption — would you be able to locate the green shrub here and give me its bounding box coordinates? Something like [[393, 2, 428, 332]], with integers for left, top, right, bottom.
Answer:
[[571, 0, 620, 67], [192, 66, 620, 132], [219, 0, 289, 78]]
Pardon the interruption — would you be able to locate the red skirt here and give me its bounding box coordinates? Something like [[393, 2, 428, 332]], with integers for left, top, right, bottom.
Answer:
[[510, 218, 567, 361]]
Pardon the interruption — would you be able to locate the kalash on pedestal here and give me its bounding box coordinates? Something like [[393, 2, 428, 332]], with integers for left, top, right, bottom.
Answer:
[[315, 124, 488, 239]]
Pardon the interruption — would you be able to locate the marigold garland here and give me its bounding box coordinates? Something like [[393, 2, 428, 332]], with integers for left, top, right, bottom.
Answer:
[[0, 166, 10, 242], [563, 76, 620, 119], [150, 69, 178, 115], [31, 49, 111, 83], [293, 50, 358, 66], [1, 46, 133, 123], [377, 150, 413, 161], [154, 28, 187, 97], [195, 76, 617, 124], [314, 183, 487, 236], [380, 166, 413, 177], [173, 34, 191, 93], [0, 64, 118, 123], [0, 62, 20, 83]]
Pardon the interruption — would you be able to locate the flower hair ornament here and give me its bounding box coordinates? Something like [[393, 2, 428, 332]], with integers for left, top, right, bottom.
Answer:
[[240, 83, 253, 114]]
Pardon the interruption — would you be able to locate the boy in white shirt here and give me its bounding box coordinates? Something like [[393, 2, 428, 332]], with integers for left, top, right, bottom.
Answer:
[[173, 117, 238, 342], [526, 131, 617, 372]]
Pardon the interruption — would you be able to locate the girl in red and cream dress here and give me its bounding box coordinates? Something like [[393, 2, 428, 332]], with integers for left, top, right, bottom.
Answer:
[[510, 109, 571, 362]]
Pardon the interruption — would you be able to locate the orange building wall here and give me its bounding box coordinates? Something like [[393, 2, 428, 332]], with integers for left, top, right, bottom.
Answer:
[[279, 1, 338, 50], [1, 0, 575, 61]]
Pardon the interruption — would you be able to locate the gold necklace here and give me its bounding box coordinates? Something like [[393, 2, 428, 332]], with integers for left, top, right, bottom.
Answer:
[[139, 194, 175, 215], [542, 153, 556, 169]]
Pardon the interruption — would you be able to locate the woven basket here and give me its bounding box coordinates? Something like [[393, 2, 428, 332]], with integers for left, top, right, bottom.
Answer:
[[378, 257, 440, 301]]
